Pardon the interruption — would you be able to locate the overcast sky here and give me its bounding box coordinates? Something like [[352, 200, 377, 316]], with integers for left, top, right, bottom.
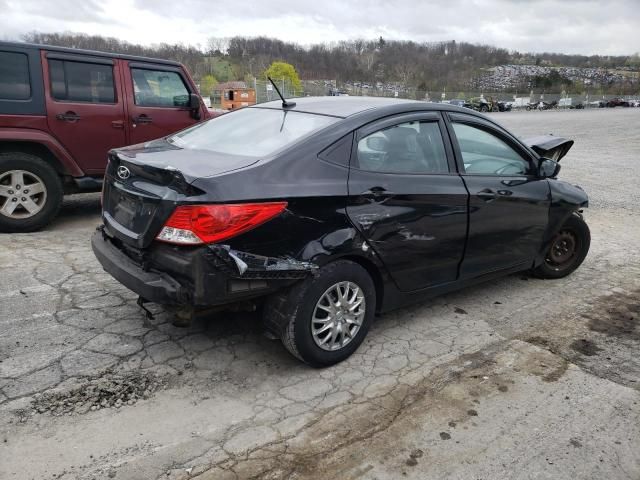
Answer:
[[1, 0, 638, 56]]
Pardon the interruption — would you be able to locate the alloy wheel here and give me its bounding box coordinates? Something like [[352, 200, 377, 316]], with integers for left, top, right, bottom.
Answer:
[[0, 170, 48, 219], [311, 281, 366, 351]]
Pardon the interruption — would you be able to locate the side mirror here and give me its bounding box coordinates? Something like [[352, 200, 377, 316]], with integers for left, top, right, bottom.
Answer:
[[538, 157, 561, 178], [189, 93, 202, 120]]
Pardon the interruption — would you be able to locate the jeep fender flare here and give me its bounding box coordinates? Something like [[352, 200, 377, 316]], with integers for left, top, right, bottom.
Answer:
[[0, 128, 84, 177]]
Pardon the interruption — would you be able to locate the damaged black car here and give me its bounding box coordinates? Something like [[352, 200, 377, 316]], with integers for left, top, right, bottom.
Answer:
[[92, 97, 590, 367]]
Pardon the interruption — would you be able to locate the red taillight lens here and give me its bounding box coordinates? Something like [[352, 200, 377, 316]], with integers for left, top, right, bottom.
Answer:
[[156, 202, 288, 245]]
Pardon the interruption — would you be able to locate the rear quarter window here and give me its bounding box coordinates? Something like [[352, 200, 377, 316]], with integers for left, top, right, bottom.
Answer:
[[0, 51, 31, 100]]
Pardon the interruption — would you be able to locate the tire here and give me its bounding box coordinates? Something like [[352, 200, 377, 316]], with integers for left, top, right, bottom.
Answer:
[[480, 105, 489, 112], [264, 260, 376, 367], [533, 214, 590, 279], [0, 152, 63, 233]]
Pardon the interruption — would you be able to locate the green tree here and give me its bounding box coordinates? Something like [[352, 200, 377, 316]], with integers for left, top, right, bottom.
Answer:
[[200, 74, 218, 96], [263, 61, 302, 92]]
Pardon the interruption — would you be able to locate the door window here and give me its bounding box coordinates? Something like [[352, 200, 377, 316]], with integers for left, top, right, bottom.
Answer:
[[357, 121, 449, 174], [452, 123, 531, 175], [131, 69, 189, 107], [0, 51, 31, 100], [49, 60, 115, 103]]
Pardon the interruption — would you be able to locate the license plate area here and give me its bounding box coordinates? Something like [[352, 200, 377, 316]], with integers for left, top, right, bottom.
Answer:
[[103, 181, 161, 245]]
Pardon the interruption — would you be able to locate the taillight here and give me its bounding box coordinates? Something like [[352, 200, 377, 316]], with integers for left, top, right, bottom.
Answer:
[[156, 202, 288, 245]]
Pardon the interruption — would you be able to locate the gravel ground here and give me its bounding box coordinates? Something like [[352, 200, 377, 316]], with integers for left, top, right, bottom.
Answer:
[[0, 108, 639, 480]]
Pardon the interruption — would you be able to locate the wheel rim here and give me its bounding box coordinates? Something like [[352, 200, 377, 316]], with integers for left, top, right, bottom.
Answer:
[[0, 170, 48, 219], [311, 281, 365, 351], [545, 229, 579, 272]]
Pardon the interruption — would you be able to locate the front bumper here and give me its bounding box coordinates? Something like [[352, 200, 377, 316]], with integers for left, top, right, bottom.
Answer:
[[91, 228, 315, 307]]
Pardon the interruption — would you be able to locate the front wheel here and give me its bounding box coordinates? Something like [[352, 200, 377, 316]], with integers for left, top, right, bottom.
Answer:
[[533, 214, 590, 279], [265, 260, 376, 367], [0, 152, 63, 232]]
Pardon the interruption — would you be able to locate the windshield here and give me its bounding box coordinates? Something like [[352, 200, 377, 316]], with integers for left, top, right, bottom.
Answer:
[[168, 108, 338, 157]]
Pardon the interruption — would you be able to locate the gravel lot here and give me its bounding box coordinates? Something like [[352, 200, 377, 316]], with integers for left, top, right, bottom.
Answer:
[[1, 108, 639, 480]]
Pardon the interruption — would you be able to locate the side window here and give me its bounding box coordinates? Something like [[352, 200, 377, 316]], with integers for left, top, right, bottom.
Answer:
[[357, 121, 449, 174], [452, 123, 531, 175], [0, 51, 31, 100], [48, 60, 115, 103], [131, 69, 189, 107]]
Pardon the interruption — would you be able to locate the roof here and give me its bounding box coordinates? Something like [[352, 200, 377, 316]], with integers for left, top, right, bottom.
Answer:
[[0, 41, 181, 66], [252, 96, 461, 118], [215, 81, 248, 90]]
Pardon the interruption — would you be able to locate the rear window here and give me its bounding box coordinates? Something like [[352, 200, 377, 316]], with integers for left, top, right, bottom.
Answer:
[[168, 108, 338, 157], [0, 51, 31, 100]]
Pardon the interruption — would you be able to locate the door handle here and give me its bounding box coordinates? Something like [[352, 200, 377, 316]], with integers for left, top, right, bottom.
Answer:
[[362, 186, 394, 198], [111, 120, 125, 129], [55, 112, 81, 122], [476, 188, 498, 201], [132, 115, 153, 125]]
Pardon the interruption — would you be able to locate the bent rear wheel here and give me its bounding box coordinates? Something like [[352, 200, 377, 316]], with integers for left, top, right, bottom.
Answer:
[[533, 214, 590, 279], [0, 153, 63, 232], [265, 260, 376, 367]]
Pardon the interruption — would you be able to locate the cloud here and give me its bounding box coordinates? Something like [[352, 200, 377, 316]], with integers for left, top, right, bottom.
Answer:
[[1, 0, 638, 55]]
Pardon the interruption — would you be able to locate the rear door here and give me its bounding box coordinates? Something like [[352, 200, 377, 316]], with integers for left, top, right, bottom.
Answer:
[[43, 52, 127, 173], [347, 112, 468, 292], [446, 113, 550, 277], [122, 63, 200, 144]]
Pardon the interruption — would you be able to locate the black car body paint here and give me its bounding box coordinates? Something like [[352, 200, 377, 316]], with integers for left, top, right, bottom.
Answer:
[[92, 97, 588, 336]]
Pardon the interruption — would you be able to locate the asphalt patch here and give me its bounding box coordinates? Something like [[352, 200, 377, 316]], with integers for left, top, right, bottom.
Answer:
[[31, 370, 164, 416]]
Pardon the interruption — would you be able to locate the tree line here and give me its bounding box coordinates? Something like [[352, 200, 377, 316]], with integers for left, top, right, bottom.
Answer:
[[22, 32, 638, 93]]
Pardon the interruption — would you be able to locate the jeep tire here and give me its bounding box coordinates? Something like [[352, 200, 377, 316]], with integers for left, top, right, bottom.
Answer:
[[0, 152, 63, 233]]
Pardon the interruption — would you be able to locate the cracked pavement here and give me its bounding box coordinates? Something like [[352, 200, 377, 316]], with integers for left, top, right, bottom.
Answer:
[[1, 109, 639, 479]]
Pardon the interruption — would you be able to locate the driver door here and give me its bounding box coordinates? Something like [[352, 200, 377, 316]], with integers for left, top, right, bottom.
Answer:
[[447, 114, 551, 277]]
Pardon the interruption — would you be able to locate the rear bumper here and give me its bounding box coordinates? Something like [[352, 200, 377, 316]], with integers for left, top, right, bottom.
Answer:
[[91, 228, 315, 307], [92, 230, 186, 305]]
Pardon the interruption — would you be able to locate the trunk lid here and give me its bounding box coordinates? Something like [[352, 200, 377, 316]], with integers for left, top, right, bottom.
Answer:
[[102, 139, 258, 249], [524, 135, 574, 162]]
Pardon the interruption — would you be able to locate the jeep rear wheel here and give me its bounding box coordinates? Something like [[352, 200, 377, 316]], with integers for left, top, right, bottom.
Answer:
[[0, 152, 63, 232]]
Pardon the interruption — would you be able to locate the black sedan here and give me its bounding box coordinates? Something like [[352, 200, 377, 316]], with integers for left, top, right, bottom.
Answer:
[[92, 97, 590, 367]]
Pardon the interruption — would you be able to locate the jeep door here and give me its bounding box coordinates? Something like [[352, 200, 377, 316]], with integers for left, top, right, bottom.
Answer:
[[43, 52, 128, 174], [446, 113, 550, 277], [347, 112, 468, 292], [122, 63, 201, 144]]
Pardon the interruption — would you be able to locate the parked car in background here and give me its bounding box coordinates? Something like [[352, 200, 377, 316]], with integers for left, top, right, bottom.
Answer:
[[495, 100, 512, 112], [606, 97, 630, 108], [92, 97, 590, 367], [468, 96, 493, 112], [0, 41, 210, 232], [588, 100, 606, 108]]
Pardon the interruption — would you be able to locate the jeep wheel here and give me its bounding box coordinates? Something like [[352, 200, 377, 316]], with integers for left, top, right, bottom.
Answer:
[[0, 152, 63, 233], [265, 260, 376, 367]]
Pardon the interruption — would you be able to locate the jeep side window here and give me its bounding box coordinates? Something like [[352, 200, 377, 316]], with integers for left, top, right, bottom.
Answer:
[[131, 69, 189, 108], [0, 51, 31, 100], [49, 60, 115, 104]]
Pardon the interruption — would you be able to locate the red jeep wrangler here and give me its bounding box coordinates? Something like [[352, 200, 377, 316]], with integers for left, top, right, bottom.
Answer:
[[0, 41, 211, 232]]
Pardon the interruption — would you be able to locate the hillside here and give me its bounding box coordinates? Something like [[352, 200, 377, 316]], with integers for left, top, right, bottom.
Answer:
[[22, 32, 640, 95]]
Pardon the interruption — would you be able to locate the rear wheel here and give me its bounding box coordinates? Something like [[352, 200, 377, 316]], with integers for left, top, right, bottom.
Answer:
[[480, 105, 489, 112], [533, 214, 590, 279], [265, 260, 376, 367], [0, 152, 63, 233]]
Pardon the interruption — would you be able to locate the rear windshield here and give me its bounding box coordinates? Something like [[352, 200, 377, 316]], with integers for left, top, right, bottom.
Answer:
[[168, 108, 338, 157]]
